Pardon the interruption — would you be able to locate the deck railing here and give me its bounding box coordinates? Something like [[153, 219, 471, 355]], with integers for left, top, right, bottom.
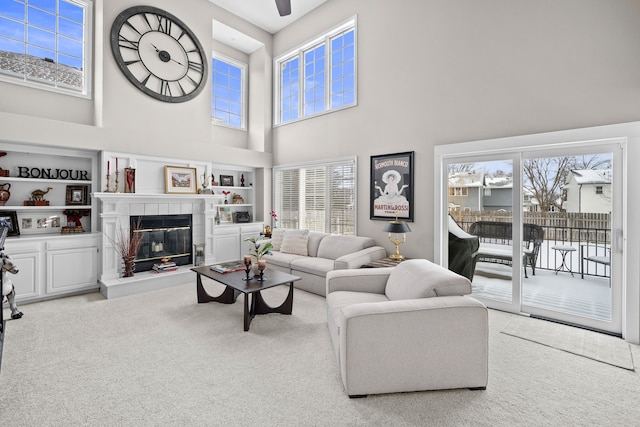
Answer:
[[455, 211, 611, 278]]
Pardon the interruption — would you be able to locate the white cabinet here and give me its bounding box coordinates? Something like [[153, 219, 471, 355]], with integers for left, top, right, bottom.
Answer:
[[213, 226, 240, 263], [45, 235, 99, 296], [212, 223, 263, 263], [240, 224, 265, 255], [3, 240, 43, 301], [3, 234, 99, 303]]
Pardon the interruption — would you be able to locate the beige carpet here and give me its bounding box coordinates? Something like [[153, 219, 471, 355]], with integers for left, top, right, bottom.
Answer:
[[2, 280, 640, 426], [502, 315, 634, 370]]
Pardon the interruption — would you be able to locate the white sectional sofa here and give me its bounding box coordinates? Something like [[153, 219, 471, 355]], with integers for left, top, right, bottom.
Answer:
[[261, 228, 387, 296]]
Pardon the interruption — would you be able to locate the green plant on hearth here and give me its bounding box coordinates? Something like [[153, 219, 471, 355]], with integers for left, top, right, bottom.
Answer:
[[244, 237, 273, 260]]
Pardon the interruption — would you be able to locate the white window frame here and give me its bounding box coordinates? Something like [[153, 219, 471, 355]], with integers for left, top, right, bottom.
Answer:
[[273, 16, 357, 126], [273, 156, 357, 235], [211, 52, 247, 130], [0, 0, 93, 98]]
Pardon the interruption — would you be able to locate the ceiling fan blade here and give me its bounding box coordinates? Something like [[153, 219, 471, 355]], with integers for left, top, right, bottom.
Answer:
[[275, 0, 291, 16]]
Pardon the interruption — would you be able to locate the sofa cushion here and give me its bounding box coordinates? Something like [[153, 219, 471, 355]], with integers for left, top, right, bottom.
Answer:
[[281, 229, 310, 256], [270, 228, 287, 251], [263, 250, 306, 269], [307, 231, 328, 257], [317, 235, 375, 260], [385, 259, 472, 301], [290, 256, 335, 277]]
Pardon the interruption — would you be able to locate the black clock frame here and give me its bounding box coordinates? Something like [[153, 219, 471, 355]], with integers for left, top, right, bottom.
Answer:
[[110, 5, 208, 103]]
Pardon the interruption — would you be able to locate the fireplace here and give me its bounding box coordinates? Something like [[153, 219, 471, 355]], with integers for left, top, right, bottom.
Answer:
[[130, 214, 192, 273]]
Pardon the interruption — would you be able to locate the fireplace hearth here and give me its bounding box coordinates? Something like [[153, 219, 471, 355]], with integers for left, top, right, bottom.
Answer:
[[130, 214, 192, 272]]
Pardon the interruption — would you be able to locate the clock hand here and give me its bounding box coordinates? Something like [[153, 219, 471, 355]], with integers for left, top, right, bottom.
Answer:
[[150, 43, 182, 65]]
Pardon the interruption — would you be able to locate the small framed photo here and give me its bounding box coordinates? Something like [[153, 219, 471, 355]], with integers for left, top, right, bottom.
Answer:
[[66, 185, 89, 206], [218, 206, 233, 223], [165, 165, 198, 194], [220, 175, 234, 187], [0, 210, 20, 236], [124, 167, 136, 193]]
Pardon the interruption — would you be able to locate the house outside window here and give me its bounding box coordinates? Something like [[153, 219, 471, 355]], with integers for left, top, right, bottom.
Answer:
[[0, 0, 91, 97], [211, 54, 246, 129], [274, 157, 357, 235], [274, 17, 356, 125]]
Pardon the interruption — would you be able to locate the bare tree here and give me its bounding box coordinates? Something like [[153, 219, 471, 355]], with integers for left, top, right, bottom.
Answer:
[[523, 157, 570, 212], [523, 154, 611, 212], [447, 162, 475, 176]]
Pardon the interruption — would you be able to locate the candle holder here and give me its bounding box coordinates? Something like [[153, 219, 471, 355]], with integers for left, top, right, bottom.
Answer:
[[257, 259, 266, 282], [243, 256, 252, 281], [114, 171, 120, 193], [258, 269, 265, 282], [104, 174, 112, 192]]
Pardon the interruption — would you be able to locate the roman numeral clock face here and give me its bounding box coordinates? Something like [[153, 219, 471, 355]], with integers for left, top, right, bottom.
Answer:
[[110, 6, 207, 103]]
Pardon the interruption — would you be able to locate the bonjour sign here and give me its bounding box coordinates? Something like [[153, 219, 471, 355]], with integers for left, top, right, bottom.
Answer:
[[18, 167, 90, 181]]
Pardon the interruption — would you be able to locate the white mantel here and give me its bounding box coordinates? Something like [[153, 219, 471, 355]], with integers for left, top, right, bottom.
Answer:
[[94, 192, 223, 298]]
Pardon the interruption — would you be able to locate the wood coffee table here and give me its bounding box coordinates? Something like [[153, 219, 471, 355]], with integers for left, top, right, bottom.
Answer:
[[191, 266, 301, 331]]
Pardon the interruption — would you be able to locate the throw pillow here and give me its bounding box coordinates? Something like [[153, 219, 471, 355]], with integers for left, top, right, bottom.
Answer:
[[385, 259, 471, 301], [280, 229, 310, 256], [270, 228, 287, 251]]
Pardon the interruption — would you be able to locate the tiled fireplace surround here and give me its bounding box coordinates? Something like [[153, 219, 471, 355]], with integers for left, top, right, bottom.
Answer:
[[96, 193, 221, 298]]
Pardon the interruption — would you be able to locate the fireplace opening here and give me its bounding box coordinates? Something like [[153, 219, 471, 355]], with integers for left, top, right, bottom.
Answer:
[[130, 214, 192, 273]]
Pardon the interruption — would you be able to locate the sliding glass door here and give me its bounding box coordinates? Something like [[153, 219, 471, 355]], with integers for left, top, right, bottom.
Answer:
[[443, 142, 623, 335], [520, 145, 622, 334]]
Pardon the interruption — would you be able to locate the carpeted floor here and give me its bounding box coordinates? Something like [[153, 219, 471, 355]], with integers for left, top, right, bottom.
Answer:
[[502, 315, 634, 370], [2, 279, 640, 426]]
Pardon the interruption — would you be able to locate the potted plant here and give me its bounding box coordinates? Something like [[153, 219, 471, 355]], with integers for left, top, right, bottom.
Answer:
[[244, 237, 273, 276]]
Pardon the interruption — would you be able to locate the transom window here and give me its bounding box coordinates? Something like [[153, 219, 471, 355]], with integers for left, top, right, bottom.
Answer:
[[275, 17, 356, 125], [274, 157, 357, 235], [0, 0, 91, 97], [211, 54, 246, 130]]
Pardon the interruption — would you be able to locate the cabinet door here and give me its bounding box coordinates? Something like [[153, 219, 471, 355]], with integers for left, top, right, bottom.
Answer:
[[6, 252, 41, 300], [46, 247, 98, 295], [213, 226, 240, 263], [240, 224, 264, 257], [3, 241, 43, 301]]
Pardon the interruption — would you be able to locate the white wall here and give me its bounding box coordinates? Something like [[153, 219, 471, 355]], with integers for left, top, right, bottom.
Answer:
[[0, 0, 272, 163], [0, 0, 274, 219], [272, 0, 640, 258]]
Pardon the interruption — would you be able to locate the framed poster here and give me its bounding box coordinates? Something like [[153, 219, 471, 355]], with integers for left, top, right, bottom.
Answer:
[[370, 151, 414, 221], [164, 165, 197, 194]]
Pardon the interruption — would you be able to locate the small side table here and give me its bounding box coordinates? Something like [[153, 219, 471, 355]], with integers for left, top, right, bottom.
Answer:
[[552, 245, 576, 277], [361, 257, 409, 268]]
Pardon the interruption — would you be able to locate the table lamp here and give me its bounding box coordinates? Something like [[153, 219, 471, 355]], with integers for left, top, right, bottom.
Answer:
[[384, 213, 411, 260]]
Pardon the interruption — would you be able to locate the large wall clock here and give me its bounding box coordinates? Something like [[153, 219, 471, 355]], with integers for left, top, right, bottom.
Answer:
[[110, 5, 208, 103]]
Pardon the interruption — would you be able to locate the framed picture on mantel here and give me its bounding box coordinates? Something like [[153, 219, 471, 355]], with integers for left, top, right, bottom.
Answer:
[[165, 165, 197, 194]]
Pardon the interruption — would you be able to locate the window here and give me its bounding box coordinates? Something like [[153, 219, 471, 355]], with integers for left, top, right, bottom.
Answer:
[[449, 187, 468, 196], [211, 54, 246, 129], [275, 17, 356, 125], [0, 0, 91, 97], [274, 157, 357, 235], [595, 186, 603, 195]]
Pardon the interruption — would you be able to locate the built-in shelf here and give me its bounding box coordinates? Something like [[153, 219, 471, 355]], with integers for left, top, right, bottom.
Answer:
[[8, 205, 92, 211], [0, 177, 92, 185]]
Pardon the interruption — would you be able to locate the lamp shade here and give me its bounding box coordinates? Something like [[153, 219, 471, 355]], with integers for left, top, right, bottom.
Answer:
[[384, 221, 411, 233]]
